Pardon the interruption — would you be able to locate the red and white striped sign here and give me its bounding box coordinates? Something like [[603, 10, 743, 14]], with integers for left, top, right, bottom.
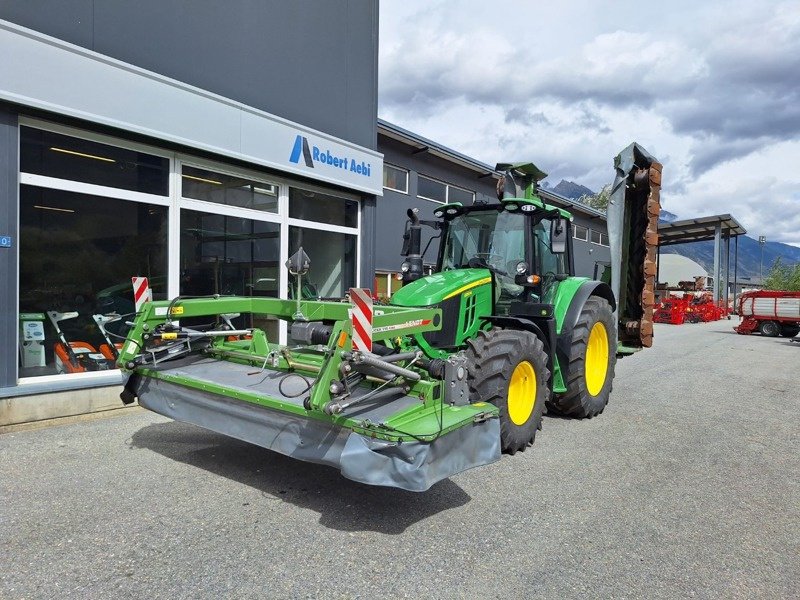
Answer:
[[349, 288, 373, 353], [132, 276, 153, 312]]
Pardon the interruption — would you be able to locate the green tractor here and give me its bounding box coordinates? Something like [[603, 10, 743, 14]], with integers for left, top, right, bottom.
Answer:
[[391, 143, 661, 453], [117, 143, 660, 490]]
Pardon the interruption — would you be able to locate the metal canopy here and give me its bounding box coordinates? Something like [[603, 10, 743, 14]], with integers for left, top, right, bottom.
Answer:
[[658, 214, 746, 246]]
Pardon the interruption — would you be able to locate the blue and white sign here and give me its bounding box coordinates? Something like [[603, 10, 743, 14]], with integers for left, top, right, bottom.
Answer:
[[0, 235, 12, 248]]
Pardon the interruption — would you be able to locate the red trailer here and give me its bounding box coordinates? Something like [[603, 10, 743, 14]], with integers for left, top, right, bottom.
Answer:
[[735, 290, 800, 337]]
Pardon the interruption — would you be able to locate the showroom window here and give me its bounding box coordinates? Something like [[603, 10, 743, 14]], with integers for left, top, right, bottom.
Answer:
[[181, 165, 278, 213], [18, 126, 170, 379], [13, 120, 361, 387], [383, 164, 408, 193]]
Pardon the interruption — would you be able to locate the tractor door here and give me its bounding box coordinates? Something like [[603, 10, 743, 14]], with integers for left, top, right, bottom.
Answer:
[[530, 216, 569, 304]]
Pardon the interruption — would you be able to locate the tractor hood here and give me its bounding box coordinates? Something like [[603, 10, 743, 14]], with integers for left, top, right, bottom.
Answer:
[[390, 268, 492, 307]]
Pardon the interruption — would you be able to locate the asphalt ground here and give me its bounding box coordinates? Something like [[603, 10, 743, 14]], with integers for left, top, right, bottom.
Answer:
[[1, 319, 798, 599]]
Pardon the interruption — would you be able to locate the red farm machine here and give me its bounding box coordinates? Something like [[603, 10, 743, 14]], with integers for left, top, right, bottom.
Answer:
[[735, 290, 800, 338]]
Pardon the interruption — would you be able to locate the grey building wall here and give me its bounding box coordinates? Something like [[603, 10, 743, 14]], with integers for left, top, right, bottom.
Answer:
[[0, 106, 18, 387], [0, 0, 378, 150]]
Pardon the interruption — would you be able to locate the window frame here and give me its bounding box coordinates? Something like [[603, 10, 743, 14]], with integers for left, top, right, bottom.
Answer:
[[382, 163, 409, 194], [573, 224, 589, 242], [417, 174, 475, 205]]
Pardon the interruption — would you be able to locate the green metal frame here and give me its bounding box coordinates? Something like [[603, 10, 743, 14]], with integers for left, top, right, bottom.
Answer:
[[118, 296, 498, 443]]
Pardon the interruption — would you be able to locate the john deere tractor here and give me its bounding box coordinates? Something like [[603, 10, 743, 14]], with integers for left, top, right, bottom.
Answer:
[[117, 143, 660, 491]]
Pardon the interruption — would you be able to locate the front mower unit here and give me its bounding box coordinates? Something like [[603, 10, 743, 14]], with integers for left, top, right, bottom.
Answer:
[[118, 296, 500, 491]]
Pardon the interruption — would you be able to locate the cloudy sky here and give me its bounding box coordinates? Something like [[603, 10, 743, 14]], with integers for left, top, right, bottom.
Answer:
[[378, 1, 800, 246]]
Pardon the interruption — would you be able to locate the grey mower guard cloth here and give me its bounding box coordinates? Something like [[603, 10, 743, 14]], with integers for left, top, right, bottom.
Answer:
[[133, 376, 501, 492]]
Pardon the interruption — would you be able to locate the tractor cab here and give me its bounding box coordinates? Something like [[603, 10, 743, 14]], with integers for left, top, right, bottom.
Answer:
[[397, 161, 573, 317]]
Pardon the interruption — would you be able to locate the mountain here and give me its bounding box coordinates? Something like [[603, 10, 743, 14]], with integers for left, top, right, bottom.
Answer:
[[552, 179, 594, 200], [660, 237, 800, 280], [556, 180, 799, 280], [660, 210, 678, 222]]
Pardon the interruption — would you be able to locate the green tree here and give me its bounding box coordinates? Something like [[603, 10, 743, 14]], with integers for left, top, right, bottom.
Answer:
[[579, 183, 611, 211], [763, 258, 800, 291]]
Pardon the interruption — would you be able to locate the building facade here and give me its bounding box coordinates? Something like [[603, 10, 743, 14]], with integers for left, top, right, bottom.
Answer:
[[0, 2, 381, 425]]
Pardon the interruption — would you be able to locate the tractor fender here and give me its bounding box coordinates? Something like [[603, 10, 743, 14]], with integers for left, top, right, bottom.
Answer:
[[481, 315, 556, 389], [555, 281, 616, 386]]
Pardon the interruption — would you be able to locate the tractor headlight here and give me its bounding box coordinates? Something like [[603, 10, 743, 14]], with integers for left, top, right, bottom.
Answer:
[[400, 261, 411, 273], [515, 261, 528, 275], [446, 208, 459, 215], [433, 209, 444, 218], [505, 203, 519, 211]]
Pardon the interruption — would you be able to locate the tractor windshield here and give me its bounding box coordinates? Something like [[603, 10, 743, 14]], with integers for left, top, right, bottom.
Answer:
[[441, 210, 526, 276]]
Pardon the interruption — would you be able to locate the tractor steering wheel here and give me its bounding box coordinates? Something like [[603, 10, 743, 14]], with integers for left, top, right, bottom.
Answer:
[[469, 253, 507, 274]]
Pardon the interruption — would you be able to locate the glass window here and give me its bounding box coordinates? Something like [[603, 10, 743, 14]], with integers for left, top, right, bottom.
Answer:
[[448, 186, 474, 205], [289, 187, 358, 228], [418, 175, 447, 203], [383, 164, 408, 193], [20, 127, 169, 196], [600, 233, 609, 247], [590, 229, 602, 245], [181, 165, 278, 213], [180, 209, 281, 341], [180, 210, 280, 297], [18, 186, 168, 377], [289, 227, 356, 298], [574, 225, 589, 241]]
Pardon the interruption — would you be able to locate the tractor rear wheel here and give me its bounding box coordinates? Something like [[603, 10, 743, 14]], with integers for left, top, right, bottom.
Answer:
[[780, 324, 800, 338], [547, 296, 616, 419], [759, 320, 780, 337], [464, 329, 549, 454]]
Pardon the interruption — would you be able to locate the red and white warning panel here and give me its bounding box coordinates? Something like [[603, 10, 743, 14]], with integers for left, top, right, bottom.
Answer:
[[132, 276, 152, 312], [349, 288, 373, 353]]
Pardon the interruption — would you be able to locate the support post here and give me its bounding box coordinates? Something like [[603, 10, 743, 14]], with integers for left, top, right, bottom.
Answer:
[[733, 235, 739, 311], [713, 223, 721, 303], [724, 231, 730, 308]]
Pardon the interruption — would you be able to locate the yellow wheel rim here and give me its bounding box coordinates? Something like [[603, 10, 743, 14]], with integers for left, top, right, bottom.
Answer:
[[585, 322, 609, 396], [508, 360, 536, 426]]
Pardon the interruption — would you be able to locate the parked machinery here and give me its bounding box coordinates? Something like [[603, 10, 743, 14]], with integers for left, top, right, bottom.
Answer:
[[735, 290, 800, 337], [117, 143, 661, 491]]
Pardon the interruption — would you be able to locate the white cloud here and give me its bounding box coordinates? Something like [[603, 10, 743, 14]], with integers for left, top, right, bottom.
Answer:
[[379, 0, 800, 246]]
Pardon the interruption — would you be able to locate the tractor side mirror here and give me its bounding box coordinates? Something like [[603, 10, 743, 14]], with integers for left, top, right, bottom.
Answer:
[[550, 218, 568, 254]]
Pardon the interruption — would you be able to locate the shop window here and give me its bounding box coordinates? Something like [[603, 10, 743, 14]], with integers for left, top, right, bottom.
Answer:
[[573, 225, 589, 241], [383, 164, 408, 193], [20, 127, 169, 196], [289, 187, 358, 228], [289, 227, 356, 299], [181, 165, 278, 213], [18, 186, 168, 377], [180, 209, 281, 340]]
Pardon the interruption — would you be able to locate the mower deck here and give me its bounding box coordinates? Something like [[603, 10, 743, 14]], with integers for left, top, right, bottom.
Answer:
[[132, 354, 500, 491]]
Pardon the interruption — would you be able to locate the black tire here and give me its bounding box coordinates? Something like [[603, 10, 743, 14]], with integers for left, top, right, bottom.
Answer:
[[547, 297, 616, 418], [780, 324, 800, 338], [759, 320, 780, 337], [464, 329, 549, 454]]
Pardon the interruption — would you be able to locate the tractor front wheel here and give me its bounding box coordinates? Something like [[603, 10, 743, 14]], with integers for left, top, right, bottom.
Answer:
[[464, 329, 549, 454], [547, 296, 617, 419]]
